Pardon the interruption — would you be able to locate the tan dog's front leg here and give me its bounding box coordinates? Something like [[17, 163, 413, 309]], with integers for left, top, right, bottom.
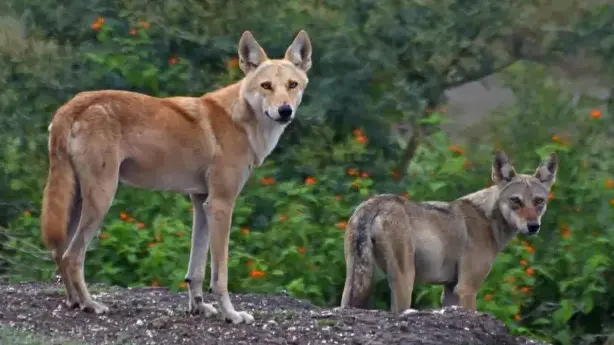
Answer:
[[456, 256, 492, 311], [185, 193, 218, 317], [205, 197, 254, 324]]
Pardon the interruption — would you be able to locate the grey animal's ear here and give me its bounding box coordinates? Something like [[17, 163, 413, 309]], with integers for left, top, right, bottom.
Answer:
[[238, 31, 268, 74], [534, 152, 558, 188], [492, 150, 517, 184], [284, 30, 312, 72]]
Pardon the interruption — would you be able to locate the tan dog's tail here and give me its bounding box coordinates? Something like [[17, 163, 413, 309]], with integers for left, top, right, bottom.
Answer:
[[340, 209, 377, 309], [41, 106, 79, 249]]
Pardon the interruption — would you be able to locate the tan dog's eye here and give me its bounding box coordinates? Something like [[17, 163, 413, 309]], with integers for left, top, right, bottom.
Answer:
[[533, 197, 545, 205], [509, 196, 523, 206], [288, 81, 298, 89], [261, 82, 272, 90]]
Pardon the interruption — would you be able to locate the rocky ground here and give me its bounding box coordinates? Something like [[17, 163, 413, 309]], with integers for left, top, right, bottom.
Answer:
[[0, 282, 549, 345]]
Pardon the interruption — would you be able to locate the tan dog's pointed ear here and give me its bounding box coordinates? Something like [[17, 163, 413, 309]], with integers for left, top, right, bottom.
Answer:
[[492, 150, 516, 184], [284, 30, 312, 72], [238, 31, 268, 74], [534, 152, 558, 188]]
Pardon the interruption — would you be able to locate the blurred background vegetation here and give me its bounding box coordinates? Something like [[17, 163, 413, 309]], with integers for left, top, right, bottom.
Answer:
[[1, 0, 613, 344]]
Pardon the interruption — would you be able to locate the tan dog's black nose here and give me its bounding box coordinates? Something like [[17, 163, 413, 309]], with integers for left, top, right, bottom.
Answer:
[[277, 104, 293, 122]]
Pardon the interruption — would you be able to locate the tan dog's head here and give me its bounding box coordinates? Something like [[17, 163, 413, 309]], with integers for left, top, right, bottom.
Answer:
[[237, 30, 312, 125], [492, 150, 559, 235]]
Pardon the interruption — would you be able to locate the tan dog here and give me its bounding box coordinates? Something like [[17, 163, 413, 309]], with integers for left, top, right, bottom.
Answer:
[[40, 30, 313, 324], [340, 150, 558, 313]]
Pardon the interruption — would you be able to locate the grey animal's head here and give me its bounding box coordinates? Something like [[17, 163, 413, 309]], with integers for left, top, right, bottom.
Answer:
[[491, 150, 559, 236]]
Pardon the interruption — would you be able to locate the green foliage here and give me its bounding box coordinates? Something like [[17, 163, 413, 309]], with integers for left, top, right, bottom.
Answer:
[[1, 2, 614, 345]]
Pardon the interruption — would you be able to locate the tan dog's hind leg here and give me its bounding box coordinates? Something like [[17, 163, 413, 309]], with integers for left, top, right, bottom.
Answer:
[[53, 193, 83, 308], [62, 145, 120, 314], [185, 193, 218, 317], [206, 196, 254, 324]]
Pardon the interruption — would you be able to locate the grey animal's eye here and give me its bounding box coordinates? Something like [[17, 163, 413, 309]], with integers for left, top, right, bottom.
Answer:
[[288, 81, 298, 89], [509, 196, 523, 206], [260, 81, 272, 90], [533, 196, 545, 205]]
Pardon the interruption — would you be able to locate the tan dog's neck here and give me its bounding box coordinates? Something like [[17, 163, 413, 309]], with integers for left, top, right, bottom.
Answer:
[[202, 80, 286, 167]]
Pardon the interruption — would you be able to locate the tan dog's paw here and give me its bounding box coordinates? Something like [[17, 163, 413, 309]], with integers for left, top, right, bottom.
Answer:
[[190, 302, 218, 317], [80, 300, 109, 314], [224, 310, 255, 324], [189, 296, 218, 317], [65, 298, 80, 309]]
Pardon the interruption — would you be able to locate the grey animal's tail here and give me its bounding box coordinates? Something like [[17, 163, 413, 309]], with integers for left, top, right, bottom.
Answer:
[[340, 205, 379, 309]]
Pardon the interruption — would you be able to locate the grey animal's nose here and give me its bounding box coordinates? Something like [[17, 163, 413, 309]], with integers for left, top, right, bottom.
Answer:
[[278, 104, 293, 119], [527, 222, 540, 234]]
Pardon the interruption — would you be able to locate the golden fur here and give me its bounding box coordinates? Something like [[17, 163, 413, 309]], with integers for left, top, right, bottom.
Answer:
[[41, 30, 313, 324]]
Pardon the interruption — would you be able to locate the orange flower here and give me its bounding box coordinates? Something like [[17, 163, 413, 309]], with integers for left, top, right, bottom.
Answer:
[[526, 245, 535, 254], [241, 227, 251, 235], [151, 280, 159, 287], [606, 178, 614, 189], [484, 294, 493, 301], [521, 240, 530, 248], [347, 168, 359, 176], [448, 145, 463, 155], [147, 242, 156, 248], [548, 192, 554, 201], [520, 286, 531, 294], [356, 135, 367, 144], [92, 22, 102, 31], [120, 212, 128, 220], [179, 281, 188, 289], [353, 128, 364, 138], [250, 269, 266, 278], [279, 213, 288, 222], [260, 176, 276, 185], [590, 108, 602, 118], [129, 28, 137, 36], [336, 220, 348, 229], [305, 176, 317, 185], [360, 171, 369, 178], [227, 57, 239, 68], [520, 259, 528, 266], [552, 134, 560, 142], [99, 233, 109, 240], [334, 194, 341, 201], [401, 192, 409, 199], [525, 267, 534, 276], [560, 224, 570, 238], [137, 19, 150, 29], [513, 314, 521, 321], [247, 259, 255, 267], [137, 222, 146, 229], [127, 217, 136, 223], [611, 198, 614, 206], [297, 247, 306, 254], [462, 158, 471, 169], [95, 16, 105, 24], [23, 209, 31, 217], [505, 276, 516, 283], [391, 169, 400, 179], [168, 56, 179, 65], [175, 230, 186, 237]]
